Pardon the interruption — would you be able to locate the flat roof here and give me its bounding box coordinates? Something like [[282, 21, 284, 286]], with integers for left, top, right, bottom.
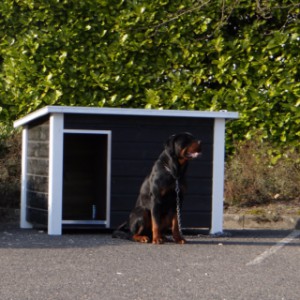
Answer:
[[14, 106, 239, 128]]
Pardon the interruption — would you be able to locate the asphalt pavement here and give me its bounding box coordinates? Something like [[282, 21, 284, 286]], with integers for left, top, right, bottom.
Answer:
[[1, 222, 300, 300]]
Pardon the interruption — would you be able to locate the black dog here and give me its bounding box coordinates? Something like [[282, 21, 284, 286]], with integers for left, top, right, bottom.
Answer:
[[113, 132, 201, 244]]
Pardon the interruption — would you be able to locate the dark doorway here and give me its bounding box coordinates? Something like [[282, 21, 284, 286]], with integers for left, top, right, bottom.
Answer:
[[62, 131, 111, 226]]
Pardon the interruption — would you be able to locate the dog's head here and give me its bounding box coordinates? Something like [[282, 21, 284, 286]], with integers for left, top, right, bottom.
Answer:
[[165, 132, 202, 161]]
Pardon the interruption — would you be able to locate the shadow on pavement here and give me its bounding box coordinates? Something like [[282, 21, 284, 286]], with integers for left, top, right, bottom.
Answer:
[[1, 221, 299, 249]]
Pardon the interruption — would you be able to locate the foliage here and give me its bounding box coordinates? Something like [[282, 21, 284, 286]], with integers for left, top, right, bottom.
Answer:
[[0, 0, 299, 153], [225, 139, 300, 206], [0, 133, 21, 208]]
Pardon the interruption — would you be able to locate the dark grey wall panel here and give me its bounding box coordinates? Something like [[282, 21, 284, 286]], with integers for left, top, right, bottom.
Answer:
[[27, 191, 48, 210], [64, 113, 214, 228], [110, 211, 211, 228], [27, 208, 48, 226], [27, 175, 48, 192], [26, 119, 49, 224]]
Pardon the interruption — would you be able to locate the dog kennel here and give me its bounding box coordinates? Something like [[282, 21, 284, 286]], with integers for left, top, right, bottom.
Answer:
[[14, 106, 238, 235]]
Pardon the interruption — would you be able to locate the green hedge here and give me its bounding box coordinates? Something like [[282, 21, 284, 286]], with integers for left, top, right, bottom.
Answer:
[[0, 0, 299, 152]]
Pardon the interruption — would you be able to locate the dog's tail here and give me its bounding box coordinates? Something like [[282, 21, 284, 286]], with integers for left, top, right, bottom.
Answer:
[[112, 221, 132, 240]]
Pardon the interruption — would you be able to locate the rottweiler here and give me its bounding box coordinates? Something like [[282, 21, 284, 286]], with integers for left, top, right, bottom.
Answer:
[[112, 132, 201, 244]]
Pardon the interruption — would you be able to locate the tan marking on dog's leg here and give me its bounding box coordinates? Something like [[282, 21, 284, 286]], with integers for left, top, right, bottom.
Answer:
[[152, 217, 163, 244], [172, 216, 186, 244], [132, 234, 150, 243], [131, 224, 151, 243]]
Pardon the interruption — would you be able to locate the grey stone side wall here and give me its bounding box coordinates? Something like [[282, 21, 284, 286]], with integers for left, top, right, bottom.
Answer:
[[26, 118, 49, 225]]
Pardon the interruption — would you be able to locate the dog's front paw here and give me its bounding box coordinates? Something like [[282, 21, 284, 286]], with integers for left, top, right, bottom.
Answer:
[[174, 236, 187, 244], [140, 236, 150, 243], [152, 237, 164, 244], [132, 234, 150, 243]]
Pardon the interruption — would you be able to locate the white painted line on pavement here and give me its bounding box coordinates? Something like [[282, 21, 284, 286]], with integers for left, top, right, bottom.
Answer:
[[246, 230, 300, 266]]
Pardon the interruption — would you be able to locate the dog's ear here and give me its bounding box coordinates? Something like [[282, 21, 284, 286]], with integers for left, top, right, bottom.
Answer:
[[164, 134, 176, 156]]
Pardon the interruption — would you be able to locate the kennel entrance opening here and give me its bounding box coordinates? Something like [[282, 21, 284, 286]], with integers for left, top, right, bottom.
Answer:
[[62, 130, 111, 227]]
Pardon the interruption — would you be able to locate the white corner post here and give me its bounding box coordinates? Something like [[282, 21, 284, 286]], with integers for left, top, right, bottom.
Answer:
[[48, 113, 64, 235], [210, 118, 226, 234], [20, 126, 33, 229]]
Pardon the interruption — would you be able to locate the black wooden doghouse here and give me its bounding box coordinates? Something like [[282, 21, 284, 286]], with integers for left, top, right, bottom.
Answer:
[[14, 106, 238, 235]]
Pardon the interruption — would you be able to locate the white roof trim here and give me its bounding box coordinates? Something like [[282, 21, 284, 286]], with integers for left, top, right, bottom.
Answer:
[[14, 106, 239, 128]]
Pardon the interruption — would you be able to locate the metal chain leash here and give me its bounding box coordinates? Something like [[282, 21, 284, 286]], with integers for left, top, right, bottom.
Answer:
[[175, 179, 182, 236]]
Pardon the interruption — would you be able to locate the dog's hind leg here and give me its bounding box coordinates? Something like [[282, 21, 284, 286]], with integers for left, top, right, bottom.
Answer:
[[129, 207, 152, 243]]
